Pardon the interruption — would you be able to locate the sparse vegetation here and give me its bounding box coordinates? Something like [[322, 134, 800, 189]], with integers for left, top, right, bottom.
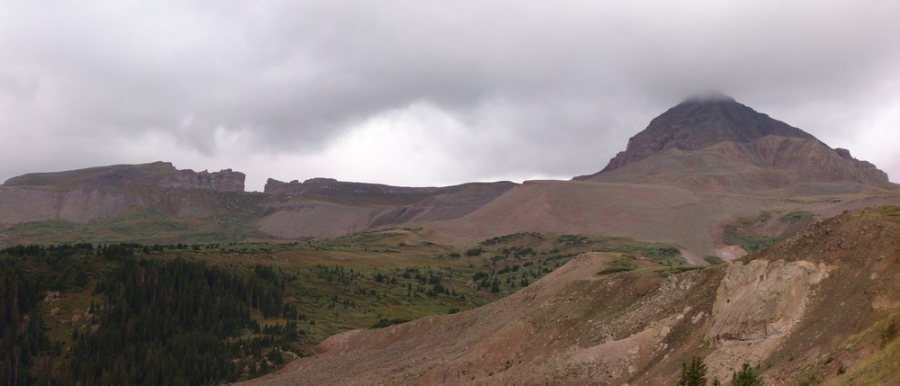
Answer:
[[676, 356, 707, 386], [703, 255, 725, 265], [881, 317, 898, 348], [371, 318, 411, 329], [724, 210, 817, 255], [722, 225, 777, 254], [480, 232, 543, 246], [781, 210, 813, 223], [598, 257, 637, 275], [731, 361, 763, 386]]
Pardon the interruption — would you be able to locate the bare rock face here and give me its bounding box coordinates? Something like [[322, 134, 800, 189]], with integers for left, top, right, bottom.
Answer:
[[4, 161, 246, 193], [158, 167, 245, 192], [0, 162, 245, 226], [594, 94, 815, 175], [704, 259, 833, 380], [576, 94, 892, 189], [0, 186, 128, 224], [707, 259, 831, 343]]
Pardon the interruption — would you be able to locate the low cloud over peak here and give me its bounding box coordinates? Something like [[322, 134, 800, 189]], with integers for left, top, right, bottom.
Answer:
[[2, 1, 899, 190]]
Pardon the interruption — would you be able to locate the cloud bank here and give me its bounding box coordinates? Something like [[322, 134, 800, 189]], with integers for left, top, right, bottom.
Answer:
[[2, 0, 899, 191]]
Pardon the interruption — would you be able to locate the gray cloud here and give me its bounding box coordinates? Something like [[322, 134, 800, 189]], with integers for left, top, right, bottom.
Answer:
[[2, 0, 900, 190]]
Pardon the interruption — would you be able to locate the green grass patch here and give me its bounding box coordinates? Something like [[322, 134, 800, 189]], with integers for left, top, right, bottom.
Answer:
[[722, 225, 777, 254], [781, 210, 814, 223], [480, 232, 544, 246], [595, 242, 681, 262], [598, 256, 638, 275], [371, 318, 412, 329], [703, 255, 725, 265]]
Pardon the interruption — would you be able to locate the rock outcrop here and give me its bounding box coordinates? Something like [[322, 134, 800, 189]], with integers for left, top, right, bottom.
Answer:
[[264, 178, 439, 196], [0, 162, 246, 226], [4, 161, 246, 192], [707, 259, 831, 343], [157, 167, 245, 192], [702, 258, 833, 380]]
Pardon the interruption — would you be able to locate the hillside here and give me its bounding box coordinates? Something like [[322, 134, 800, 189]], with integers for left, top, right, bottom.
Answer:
[[243, 206, 900, 385], [0, 228, 690, 384]]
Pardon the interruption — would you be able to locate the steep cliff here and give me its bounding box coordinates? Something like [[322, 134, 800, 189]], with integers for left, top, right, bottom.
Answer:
[[0, 162, 248, 226], [4, 161, 245, 192]]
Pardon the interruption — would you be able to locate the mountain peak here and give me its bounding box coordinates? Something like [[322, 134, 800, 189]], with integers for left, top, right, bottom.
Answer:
[[573, 96, 891, 189], [588, 96, 815, 175]]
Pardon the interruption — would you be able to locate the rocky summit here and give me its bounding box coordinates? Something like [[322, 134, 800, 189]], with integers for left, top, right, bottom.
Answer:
[[592, 95, 816, 174], [575, 95, 891, 192]]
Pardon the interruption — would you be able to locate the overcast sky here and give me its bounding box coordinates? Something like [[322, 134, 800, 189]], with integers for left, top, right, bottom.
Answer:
[[2, 1, 899, 191]]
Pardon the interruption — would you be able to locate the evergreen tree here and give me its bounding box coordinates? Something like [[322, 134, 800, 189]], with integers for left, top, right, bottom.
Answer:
[[731, 361, 763, 386], [676, 356, 707, 386]]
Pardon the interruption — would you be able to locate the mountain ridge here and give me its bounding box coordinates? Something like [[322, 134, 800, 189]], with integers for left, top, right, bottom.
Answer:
[[1, 96, 897, 259], [3, 161, 246, 193]]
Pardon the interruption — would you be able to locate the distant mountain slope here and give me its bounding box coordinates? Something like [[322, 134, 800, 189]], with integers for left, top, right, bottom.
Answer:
[[258, 178, 516, 238]]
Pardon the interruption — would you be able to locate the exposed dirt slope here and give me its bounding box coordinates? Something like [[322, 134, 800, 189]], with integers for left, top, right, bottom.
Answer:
[[421, 179, 900, 256], [258, 180, 516, 239], [242, 207, 900, 386]]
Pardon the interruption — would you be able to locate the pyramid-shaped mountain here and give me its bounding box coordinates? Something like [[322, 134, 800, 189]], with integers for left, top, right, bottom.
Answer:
[[576, 94, 891, 192]]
